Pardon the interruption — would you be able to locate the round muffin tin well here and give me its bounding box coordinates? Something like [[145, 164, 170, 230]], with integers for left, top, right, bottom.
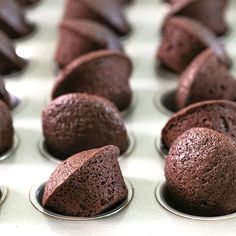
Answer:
[[0, 186, 8, 205], [29, 178, 134, 221], [153, 88, 177, 117], [154, 136, 168, 159], [38, 131, 136, 164], [0, 134, 19, 162], [155, 181, 236, 221]]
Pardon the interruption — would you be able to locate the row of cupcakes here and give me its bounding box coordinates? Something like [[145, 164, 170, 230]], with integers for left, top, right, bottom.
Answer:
[[52, 0, 136, 112], [154, 0, 236, 218], [0, 0, 136, 218], [0, 0, 42, 114], [34, 0, 136, 219]]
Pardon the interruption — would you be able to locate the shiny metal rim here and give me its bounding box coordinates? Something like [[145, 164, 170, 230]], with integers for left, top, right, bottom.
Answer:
[[29, 178, 134, 221], [0, 134, 19, 162], [154, 136, 167, 158], [121, 92, 138, 117], [0, 186, 8, 205], [155, 181, 236, 221], [152, 89, 175, 117]]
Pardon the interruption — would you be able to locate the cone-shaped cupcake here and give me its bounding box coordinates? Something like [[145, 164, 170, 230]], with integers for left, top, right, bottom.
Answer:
[[0, 101, 14, 154], [15, 0, 41, 7], [176, 49, 236, 109], [43, 93, 129, 160], [0, 79, 11, 108], [157, 16, 231, 74], [0, 0, 35, 38], [166, 0, 228, 36], [42, 145, 128, 217], [52, 50, 132, 111], [161, 100, 236, 150], [0, 31, 27, 75], [63, 0, 131, 36], [165, 127, 236, 216], [55, 20, 123, 68]]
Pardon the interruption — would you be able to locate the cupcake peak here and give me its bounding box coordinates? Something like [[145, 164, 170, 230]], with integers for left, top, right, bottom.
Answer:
[[176, 48, 236, 109], [53, 50, 132, 111], [157, 16, 231, 73], [161, 99, 236, 149], [42, 145, 128, 217], [0, 0, 35, 38], [55, 19, 123, 68], [167, 0, 228, 36], [0, 31, 27, 75], [43, 93, 129, 160], [63, 0, 131, 36]]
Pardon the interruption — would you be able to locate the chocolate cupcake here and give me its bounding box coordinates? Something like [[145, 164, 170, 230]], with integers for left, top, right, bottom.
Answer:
[[162, 100, 236, 150], [15, 0, 41, 7], [0, 79, 11, 108], [55, 20, 123, 68], [52, 50, 132, 111], [42, 145, 128, 217], [43, 93, 129, 160], [0, 0, 35, 39], [157, 16, 231, 74], [0, 101, 14, 154], [165, 127, 236, 216], [166, 0, 228, 36], [176, 49, 236, 109], [0, 31, 27, 75], [63, 0, 131, 36]]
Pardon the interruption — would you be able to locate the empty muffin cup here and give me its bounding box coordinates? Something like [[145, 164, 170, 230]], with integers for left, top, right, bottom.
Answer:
[[155, 181, 236, 221], [153, 89, 177, 116], [0, 134, 19, 162], [121, 92, 138, 117], [38, 132, 136, 164], [154, 136, 168, 158], [0, 186, 8, 205], [29, 178, 134, 220]]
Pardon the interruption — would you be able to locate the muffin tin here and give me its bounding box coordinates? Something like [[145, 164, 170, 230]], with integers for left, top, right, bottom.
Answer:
[[1, 0, 236, 235]]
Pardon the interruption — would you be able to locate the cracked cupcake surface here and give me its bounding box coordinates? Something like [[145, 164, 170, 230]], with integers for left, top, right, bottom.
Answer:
[[161, 100, 236, 150], [42, 145, 128, 217], [43, 93, 129, 160]]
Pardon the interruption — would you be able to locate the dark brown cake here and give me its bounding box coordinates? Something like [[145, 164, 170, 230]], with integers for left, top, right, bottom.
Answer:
[[63, 0, 131, 36], [52, 50, 132, 111], [161, 100, 236, 150], [42, 145, 128, 217], [0, 31, 27, 75], [43, 93, 129, 160], [0, 100, 14, 154], [176, 49, 236, 109], [55, 20, 123, 68], [166, 0, 228, 36], [0, 0, 35, 39], [0, 79, 11, 108], [157, 16, 231, 74], [15, 0, 41, 7], [165, 127, 236, 216]]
